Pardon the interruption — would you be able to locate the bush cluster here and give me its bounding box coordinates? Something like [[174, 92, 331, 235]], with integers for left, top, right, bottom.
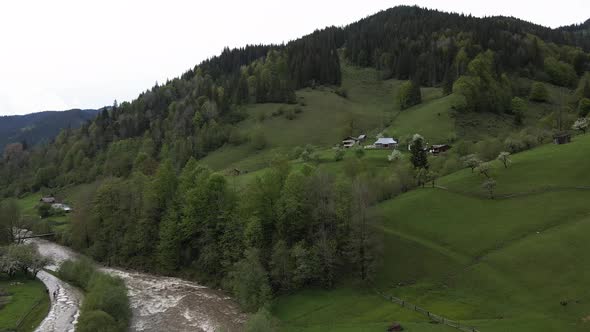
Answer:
[[59, 258, 130, 332]]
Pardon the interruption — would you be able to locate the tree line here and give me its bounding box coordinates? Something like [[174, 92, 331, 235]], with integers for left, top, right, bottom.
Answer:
[[65, 158, 379, 311]]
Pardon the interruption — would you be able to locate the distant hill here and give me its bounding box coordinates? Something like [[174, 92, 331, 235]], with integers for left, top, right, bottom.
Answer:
[[0, 109, 99, 150]]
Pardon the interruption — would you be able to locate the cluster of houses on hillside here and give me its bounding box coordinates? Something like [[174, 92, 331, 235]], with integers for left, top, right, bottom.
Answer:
[[340, 135, 450, 154], [39, 196, 73, 213]]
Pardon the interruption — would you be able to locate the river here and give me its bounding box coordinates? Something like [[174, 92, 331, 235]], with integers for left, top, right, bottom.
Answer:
[[30, 238, 247, 332]]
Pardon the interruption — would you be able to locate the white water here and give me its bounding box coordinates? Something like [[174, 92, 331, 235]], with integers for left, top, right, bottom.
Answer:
[[30, 238, 247, 332]]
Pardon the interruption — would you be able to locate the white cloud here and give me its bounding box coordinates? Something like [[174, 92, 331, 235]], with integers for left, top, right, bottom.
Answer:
[[0, 0, 587, 115]]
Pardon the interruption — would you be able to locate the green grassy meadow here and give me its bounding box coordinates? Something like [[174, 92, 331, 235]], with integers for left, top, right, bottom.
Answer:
[[0, 275, 49, 332]]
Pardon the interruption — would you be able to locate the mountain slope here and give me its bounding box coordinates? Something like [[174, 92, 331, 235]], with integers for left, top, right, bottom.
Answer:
[[2, 5, 590, 332], [0, 109, 99, 150]]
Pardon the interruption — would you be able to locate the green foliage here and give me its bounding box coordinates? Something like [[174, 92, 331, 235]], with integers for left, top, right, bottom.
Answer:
[[83, 273, 131, 331], [452, 51, 511, 113], [462, 154, 481, 172], [33, 165, 58, 190], [58, 257, 95, 289], [544, 57, 577, 87], [37, 204, 51, 219], [529, 82, 549, 102], [245, 308, 277, 332], [58, 258, 130, 332], [0, 199, 21, 245], [0, 244, 51, 278], [578, 98, 590, 117], [354, 147, 365, 159], [511, 97, 527, 125], [387, 150, 403, 162], [410, 134, 428, 169], [77, 310, 118, 332], [334, 149, 345, 161], [0, 274, 50, 332], [397, 80, 422, 110], [227, 249, 271, 312], [575, 73, 590, 100]]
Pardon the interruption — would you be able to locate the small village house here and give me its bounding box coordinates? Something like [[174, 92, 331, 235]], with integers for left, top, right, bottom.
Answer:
[[40, 196, 56, 204], [342, 138, 357, 148], [429, 144, 451, 154], [553, 132, 571, 145], [341, 134, 367, 148], [51, 203, 73, 213], [374, 137, 398, 149]]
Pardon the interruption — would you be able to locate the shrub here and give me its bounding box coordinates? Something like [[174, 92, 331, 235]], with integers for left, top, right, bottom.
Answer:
[[578, 98, 590, 117], [511, 97, 527, 125], [290, 146, 304, 160], [335, 87, 348, 98], [293, 106, 303, 114], [474, 138, 503, 161], [354, 147, 365, 159], [77, 310, 118, 332], [544, 57, 577, 87], [58, 258, 130, 332], [397, 80, 422, 110], [334, 149, 345, 161], [530, 82, 549, 102], [227, 249, 271, 312], [387, 150, 403, 162], [37, 204, 52, 218], [504, 137, 526, 153], [246, 309, 277, 332], [58, 258, 96, 289], [83, 274, 131, 328]]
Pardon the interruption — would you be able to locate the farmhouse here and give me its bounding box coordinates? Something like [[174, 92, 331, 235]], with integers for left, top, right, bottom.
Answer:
[[553, 132, 571, 145], [374, 137, 398, 149], [51, 203, 72, 213], [429, 144, 451, 154], [40, 196, 56, 204], [342, 138, 357, 148]]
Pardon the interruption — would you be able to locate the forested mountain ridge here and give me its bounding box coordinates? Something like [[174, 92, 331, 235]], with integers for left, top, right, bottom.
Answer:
[[2, 6, 589, 196], [0, 108, 99, 151]]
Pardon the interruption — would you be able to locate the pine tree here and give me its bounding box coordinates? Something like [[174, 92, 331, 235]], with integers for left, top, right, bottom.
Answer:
[[410, 134, 428, 169]]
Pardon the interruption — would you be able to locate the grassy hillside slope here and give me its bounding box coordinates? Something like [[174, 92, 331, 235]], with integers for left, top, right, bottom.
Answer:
[[273, 134, 590, 332]]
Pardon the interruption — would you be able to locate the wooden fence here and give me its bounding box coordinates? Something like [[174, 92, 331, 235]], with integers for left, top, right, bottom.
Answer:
[[373, 287, 480, 332]]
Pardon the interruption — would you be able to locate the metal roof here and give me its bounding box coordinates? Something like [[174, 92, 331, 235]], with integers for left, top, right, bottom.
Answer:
[[375, 137, 397, 144]]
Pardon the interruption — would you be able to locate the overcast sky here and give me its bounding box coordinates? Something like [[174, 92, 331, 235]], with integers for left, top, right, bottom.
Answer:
[[0, 0, 588, 116]]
